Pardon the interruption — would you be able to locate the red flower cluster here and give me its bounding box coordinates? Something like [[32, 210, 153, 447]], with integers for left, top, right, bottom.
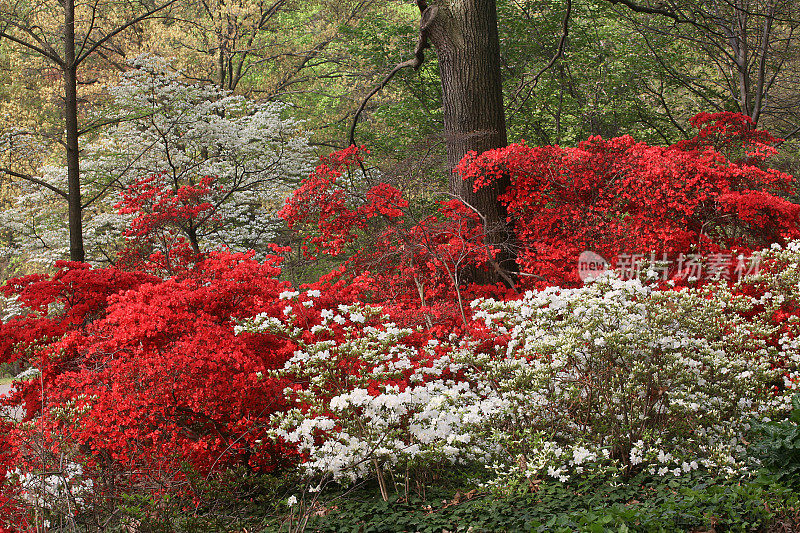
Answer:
[[1, 112, 798, 529], [116, 172, 217, 274], [281, 150, 511, 333], [457, 113, 799, 286], [279, 146, 409, 258], [0, 253, 302, 526]]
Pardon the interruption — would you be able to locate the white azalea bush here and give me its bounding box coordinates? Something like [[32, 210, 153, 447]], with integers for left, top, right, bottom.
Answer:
[[236, 295, 482, 489], [237, 246, 800, 495], [461, 274, 797, 490]]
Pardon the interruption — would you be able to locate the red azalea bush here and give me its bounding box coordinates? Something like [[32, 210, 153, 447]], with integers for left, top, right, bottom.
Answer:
[[457, 112, 800, 287], [283, 113, 799, 301], [280, 147, 513, 335], [115, 172, 217, 275], [44, 252, 297, 471], [0, 263, 160, 418], [279, 146, 407, 260], [672, 111, 783, 162], [0, 252, 305, 528], [1, 112, 799, 529]]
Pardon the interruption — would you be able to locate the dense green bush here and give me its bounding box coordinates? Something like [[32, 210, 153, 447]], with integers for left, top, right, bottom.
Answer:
[[305, 470, 799, 533], [751, 393, 800, 488]]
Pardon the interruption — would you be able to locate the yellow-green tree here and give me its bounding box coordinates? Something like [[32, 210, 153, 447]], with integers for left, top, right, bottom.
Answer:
[[0, 0, 183, 261]]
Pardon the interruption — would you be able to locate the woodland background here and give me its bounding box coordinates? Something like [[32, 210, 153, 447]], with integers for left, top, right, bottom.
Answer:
[[2, 1, 800, 532]]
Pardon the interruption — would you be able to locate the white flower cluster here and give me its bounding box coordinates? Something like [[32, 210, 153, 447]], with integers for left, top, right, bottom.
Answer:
[[0, 292, 26, 322], [0, 54, 315, 266], [12, 461, 94, 511], [14, 367, 41, 381], [238, 301, 482, 482], [237, 244, 800, 491], [462, 274, 796, 484]]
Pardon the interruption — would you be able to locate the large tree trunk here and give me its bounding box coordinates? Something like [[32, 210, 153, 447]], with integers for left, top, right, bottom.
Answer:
[[64, 0, 85, 262], [425, 0, 516, 278], [426, 1, 508, 177]]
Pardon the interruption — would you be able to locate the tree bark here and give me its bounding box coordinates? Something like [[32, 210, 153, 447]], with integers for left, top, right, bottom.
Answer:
[[426, 0, 507, 198], [187, 224, 201, 254], [64, 0, 85, 262], [424, 0, 516, 277]]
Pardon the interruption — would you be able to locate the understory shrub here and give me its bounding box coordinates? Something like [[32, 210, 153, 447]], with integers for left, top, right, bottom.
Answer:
[[237, 243, 800, 500], [462, 272, 797, 490], [751, 393, 800, 487]]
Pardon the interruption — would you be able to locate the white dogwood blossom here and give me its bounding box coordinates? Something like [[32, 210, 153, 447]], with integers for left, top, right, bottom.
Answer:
[[0, 54, 314, 266]]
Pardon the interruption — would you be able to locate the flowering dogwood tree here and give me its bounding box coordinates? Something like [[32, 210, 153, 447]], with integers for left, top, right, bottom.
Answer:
[[0, 55, 314, 268]]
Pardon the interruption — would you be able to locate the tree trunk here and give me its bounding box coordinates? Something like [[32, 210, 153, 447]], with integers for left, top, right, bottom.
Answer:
[[425, 0, 516, 277], [64, 0, 85, 262], [187, 224, 201, 254]]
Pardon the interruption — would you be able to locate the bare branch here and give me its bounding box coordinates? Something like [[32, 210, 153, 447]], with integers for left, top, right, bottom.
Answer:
[[752, 2, 777, 125], [777, 124, 800, 143], [0, 15, 65, 64], [75, 0, 183, 66], [0, 29, 63, 66], [1, 168, 69, 199], [601, 0, 700, 25], [349, 3, 438, 147], [76, 0, 102, 59], [77, 110, 153, 137], [524, 0, 571, 92]]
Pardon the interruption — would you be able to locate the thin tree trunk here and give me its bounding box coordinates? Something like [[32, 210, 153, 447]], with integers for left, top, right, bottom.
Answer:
[[187, 225, 201, 254], [64, 0, 84, 262]]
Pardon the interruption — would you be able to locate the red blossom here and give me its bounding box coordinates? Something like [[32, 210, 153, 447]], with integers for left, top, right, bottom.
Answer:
[[457, 113, 799, 287]]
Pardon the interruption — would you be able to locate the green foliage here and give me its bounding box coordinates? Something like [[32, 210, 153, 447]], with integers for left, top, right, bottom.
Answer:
[[751, 394, 800, 488], [106, 467, 303, 533], [297, 4, 446, 182], [306, 471, 799, 533], [497, 0, 698, 146]]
